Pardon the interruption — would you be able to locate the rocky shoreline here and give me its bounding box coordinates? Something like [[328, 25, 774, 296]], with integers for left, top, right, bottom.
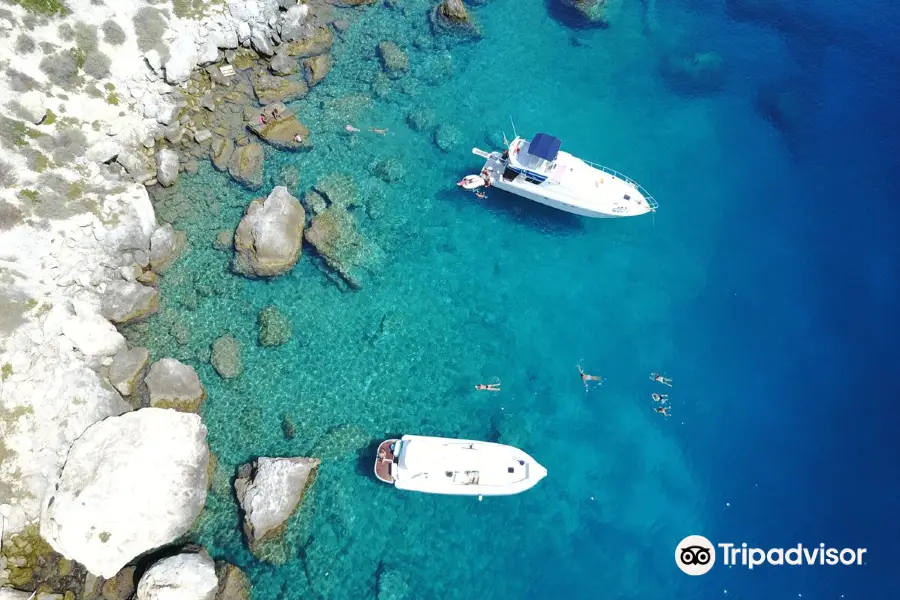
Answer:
[[0, 0, 376, 598]]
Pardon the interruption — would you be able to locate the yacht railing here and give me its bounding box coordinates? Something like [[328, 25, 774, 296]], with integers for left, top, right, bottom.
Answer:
[[582, 159, 659, 210]]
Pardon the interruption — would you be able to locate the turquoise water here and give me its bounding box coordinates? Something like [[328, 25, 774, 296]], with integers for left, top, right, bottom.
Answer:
[[127, 0, 899, 598]]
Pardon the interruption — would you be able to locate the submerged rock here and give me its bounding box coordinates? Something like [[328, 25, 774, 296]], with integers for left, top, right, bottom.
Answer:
[[406, 108, 436, 132], [304, 53, 332, 86], [233, 186, 306, 278], [145, 358, 207, 413], [227, 142, 265, 189], [552, 0, 618, 27], [304, 205, 384, 290], [660, 51, 725, 95], [39, 409, 209, 578], [234, 457, 320, 561], [433, 123, 462, 153], [253, 72, 308, 104], [150, 223, 187, 273], [310, 424, 370, 461], [248, 103, 310, 151], [214, 229, 234, 251], [258, 306, 292, 347], [211, 335, 243, 379], [108, 346, 150, 396], [313, 173, 357, 209], [101, 280, 160, 324], [136, 552, 218, 600], [377, 41, 409, 78], [431, 0, 482, 37]]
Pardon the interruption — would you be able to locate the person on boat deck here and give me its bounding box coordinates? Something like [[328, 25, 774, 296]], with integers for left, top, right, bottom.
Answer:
[[654, 406, 671, 418], [475, 382, 501, 392], [651, 393, 668, 403], [650, 372, 673, 387], [577, 365, 603, 391]]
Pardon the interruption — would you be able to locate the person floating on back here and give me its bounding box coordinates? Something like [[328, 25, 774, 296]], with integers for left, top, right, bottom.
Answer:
[[475, 382, 501, 392], [345, 124, 360, 133], [654, 406, 671, 418], [651, 392, 668, 404], [370, 127, 388, 135], [577, 365, 603, 391], [650, 372, 673, 387]]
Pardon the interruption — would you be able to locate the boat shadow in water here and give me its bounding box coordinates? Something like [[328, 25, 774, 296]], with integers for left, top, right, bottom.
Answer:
[[444, 186, 586, 235]]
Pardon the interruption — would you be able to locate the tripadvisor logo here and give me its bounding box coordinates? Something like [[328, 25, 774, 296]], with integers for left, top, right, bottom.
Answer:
[[675, 536, 868, 575]]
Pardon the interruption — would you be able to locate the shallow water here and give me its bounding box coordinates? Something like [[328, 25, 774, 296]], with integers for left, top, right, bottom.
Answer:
[[128, 0, 898, 597]]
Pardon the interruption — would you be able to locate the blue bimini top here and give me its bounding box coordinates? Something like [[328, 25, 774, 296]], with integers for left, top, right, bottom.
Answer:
[[527, 133, 561, 161]]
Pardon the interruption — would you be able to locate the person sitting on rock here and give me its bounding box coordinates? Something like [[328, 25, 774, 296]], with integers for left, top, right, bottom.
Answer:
[[259, 114, 268, 125], [293, 134, 303, 144]]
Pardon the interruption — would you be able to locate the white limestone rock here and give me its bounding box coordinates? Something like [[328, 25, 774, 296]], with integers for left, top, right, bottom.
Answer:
[[279, 4, 310, 42], [145, 358, 206, 413], [165, 37, 199, 85], [156, 149, 180, 187], [101, 280, 160, 324], [156, 101, 180, 126], [150, 224, 186, 272], [19, 91, 48, 124], [40, 409, 209, 578], [108, 346, 151, 396], [87, 140, 122, 164], [234, 457, 320, 549], [61, 306, 127, 357], [232, 186, 306, 278], [136, 553, 218, 600]]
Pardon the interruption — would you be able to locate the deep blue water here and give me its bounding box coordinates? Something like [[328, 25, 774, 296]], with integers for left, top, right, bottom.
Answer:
[[132, 0, 899, 597]]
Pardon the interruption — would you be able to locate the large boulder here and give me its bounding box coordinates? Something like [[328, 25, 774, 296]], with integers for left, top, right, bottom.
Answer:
[[304, 206, 383, 290], [156, 149, 180, 188], [303, 53, 332, 86], [61, 302, 127, 357], [145, 358, 207, 413], [39, 409, 209, 578], [100, 280, 160, 324], [248, 104, 310, 151], [108, 346, 151, 396], [252, 72, 308, 105], [227, 143, 265, 190], [279, 4, 310, 42], [431, 0, 481, 37], [269, 51, 298, 75], [150, 223, 187, 273], [214, 562, 251, 600], [551, 0, 620, 27], [136, 552, 218, 600], [232, 186, 306, 278], [234, 457, 320, 558], [377, 41, 408, 79], [211, 137, 235, 172], [258, 306, 292, 347], [211, 335, 243, 379], [283, 26, 333, 57], [165, 37, 199, 84]]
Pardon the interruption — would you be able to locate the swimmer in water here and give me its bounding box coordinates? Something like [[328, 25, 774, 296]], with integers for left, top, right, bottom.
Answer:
[[475, 382, 501, 392], [475, 191, 487, 199], [577, 365, 603, 391], [370, 127, 388, 135], [650, 372, 673, 387], [651, 392, 668, 403], [345, 124, 360, 133], [654, 406, 671, 417]]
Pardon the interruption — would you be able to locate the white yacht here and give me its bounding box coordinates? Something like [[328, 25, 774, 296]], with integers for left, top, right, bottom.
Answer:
[[469, 133, 658, 218], [374, 435, 547, 496]]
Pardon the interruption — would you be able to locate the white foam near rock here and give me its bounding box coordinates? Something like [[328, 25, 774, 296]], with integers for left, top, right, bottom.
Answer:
[[40, 408, 210, 578], [136, 552, 218, 600]]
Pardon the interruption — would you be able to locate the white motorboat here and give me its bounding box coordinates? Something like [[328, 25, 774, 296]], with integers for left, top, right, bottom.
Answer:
[[470, 133, 658, 218], [374, 435, 547, 496]]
